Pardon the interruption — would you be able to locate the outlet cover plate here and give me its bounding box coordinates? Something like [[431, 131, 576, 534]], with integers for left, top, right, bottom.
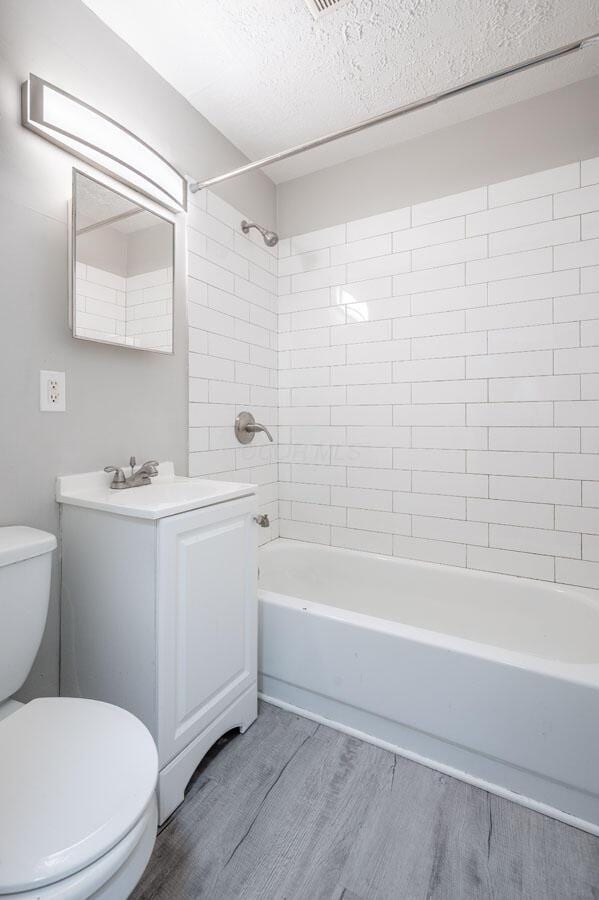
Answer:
[[40, 370, 66, 412]]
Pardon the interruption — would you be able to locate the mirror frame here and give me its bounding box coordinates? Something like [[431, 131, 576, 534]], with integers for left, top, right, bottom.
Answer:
[[69, 167, 177, 355]]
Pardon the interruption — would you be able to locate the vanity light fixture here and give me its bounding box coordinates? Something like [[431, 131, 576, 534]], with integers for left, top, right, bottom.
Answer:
[[22, 74, 187, 212]]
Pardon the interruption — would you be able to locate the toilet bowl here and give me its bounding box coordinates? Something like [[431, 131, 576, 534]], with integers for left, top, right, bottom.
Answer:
[[0, 527, 158, 899]]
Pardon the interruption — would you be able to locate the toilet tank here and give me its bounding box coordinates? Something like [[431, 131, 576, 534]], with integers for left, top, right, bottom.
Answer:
[[0, 527, 56, 703]]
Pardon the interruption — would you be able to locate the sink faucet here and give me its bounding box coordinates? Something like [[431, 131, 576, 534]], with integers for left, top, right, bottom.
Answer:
[[104, 457, 159, 490]]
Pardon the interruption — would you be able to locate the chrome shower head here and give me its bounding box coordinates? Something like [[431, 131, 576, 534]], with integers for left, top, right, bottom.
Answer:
[[241, 219, 279, 247]]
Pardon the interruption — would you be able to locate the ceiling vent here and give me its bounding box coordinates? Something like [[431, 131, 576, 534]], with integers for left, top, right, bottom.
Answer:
[[304, 0, 351, 19]]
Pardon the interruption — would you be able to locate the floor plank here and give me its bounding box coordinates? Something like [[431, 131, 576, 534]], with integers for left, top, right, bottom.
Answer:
[[133, 702, 599, 900], [487, 793, 599, 900], [133, 704, 318, 899], [339, 759, 494, 900], [210, 725, 391, 899]]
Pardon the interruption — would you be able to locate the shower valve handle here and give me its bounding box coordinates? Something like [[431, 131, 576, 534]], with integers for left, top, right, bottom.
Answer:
[[235, 411, 273, 444]]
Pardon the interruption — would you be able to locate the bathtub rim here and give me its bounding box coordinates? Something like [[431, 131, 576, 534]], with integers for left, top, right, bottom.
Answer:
[[258, 541, 599, 685], [260, 538, 599, 614]]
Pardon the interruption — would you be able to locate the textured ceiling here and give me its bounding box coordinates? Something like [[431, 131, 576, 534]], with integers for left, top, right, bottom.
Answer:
[[76, 175, 161, 232], [82, 0, 599, 183], [76, 174, 138, 227]]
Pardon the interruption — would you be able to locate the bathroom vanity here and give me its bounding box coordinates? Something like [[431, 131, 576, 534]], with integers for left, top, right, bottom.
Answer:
[[57, 463, 258, 823]]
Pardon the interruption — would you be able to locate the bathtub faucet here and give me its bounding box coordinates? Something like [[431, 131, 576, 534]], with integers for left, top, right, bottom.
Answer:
[[253, 514, 270, 528]]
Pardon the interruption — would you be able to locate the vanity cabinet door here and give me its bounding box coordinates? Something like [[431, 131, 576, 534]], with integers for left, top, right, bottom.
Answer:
[[156, 496, 257, 765]]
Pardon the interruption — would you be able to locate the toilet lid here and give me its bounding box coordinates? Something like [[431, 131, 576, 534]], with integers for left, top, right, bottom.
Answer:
[[0, 526, 56, 567], [0, 697, 158, 894]]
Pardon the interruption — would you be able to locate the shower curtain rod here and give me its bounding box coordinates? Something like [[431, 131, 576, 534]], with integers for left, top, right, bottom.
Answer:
[[189, 33, 599, 193]]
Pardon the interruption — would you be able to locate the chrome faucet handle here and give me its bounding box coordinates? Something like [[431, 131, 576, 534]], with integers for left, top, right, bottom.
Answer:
[[140, 460, 159, 476], [104, 465, 126, 485], [235, 411, 274, 444], [247, 422, 274, 442]]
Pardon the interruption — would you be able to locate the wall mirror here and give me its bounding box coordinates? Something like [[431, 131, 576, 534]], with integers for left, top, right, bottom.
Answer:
[[71, 170, 175, 353]]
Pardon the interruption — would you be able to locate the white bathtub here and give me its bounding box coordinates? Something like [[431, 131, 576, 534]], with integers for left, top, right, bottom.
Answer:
[[258, 539, 599, 835]]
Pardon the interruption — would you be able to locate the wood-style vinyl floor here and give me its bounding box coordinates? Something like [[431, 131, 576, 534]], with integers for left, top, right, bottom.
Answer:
[[133, 702, 599, 900]]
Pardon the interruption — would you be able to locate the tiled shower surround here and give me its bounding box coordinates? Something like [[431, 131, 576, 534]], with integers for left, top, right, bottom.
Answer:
[[187, 190, 278, 542], [76, 263, 173, 350], [278, 158, 599, 587], [188, 157, 599, 585]]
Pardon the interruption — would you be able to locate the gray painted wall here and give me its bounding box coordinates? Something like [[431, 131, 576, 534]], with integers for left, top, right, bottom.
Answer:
[[0, 0, 275, 700], [277, 76, 599, 237], [77, 226, 130, 276], [127, 222, 174, 277], [77, 217, 173, 277]]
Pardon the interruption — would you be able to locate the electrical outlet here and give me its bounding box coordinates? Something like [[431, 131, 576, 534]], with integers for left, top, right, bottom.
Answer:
[[40, 370, 66, 412]]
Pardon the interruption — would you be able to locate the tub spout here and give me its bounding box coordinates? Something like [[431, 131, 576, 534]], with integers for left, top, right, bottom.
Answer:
[[253, 514, 270, 528]]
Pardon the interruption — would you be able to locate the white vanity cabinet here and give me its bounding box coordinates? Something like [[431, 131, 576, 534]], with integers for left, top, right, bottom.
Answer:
[[58, 464, 258, 823]]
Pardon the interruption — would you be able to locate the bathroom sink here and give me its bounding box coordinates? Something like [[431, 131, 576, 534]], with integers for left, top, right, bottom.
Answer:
[[56, 462, 256, 519]]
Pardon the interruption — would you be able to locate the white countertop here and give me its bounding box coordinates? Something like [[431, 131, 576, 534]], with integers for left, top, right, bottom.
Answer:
[[56, 462, 256, 519]]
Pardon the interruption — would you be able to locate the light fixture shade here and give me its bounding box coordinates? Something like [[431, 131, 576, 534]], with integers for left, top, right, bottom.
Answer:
[[22, 74, 187, 212]]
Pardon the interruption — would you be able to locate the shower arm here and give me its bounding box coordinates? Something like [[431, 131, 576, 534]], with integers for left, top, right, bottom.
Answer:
[[189, 33, 599, 193]]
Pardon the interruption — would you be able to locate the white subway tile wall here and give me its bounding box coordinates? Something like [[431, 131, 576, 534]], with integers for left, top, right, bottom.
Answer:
[[187, 190, 278, 543], [126, 269, 173, 351], [76, 263, 173, 350], [278, 158, 599, 588], [76, 263, 126, 342]]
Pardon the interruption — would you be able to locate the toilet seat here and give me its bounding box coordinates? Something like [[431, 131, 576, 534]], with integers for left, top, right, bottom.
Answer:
[[0, 697, 158, 896]]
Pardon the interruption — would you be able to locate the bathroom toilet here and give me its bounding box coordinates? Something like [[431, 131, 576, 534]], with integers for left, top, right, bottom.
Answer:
[[0, 526, 158, 899]]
